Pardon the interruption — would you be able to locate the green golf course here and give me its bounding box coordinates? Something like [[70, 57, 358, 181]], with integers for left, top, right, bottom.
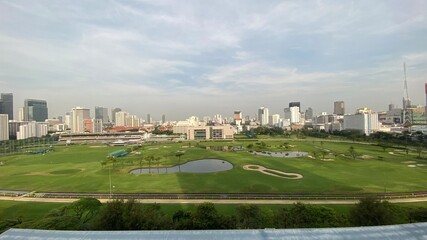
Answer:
[[0, 139, 426, 194]]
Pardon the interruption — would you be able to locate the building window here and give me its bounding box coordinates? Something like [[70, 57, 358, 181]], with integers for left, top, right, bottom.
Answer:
[[212, 129, 223, 139], [194, 129, 206, 140]]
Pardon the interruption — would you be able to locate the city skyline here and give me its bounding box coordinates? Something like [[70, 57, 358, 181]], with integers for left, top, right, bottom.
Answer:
[[1, 1, 427, 119]]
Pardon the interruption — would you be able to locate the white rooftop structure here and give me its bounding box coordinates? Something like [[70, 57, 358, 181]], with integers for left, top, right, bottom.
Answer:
[[2, 223, 427, 240]]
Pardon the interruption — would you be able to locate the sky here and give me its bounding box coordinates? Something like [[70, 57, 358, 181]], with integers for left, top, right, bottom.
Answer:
[[1, 0, 427, 121]]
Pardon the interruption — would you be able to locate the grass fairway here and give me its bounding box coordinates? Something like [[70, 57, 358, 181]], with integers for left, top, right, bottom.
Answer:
[[0, 140, 426, 194]]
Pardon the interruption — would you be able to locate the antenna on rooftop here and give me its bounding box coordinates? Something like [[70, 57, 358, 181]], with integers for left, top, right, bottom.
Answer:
[[404, 62, 409, 100]]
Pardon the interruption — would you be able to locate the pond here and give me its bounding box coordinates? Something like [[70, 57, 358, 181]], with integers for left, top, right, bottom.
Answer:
[[249, 151, 308, 158], [129, 159, 233, 174]]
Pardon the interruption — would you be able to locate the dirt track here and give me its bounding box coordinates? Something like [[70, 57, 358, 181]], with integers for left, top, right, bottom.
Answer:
[[2, 196, 427, 205]]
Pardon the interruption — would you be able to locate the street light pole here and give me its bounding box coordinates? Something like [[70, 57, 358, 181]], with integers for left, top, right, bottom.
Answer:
[[109, 167, 112, 199]]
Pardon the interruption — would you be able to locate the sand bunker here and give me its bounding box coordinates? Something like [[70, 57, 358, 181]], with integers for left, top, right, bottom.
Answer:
[[417, 164, 427, 167], [321, 158, 335, 162], [243, 165, 303, 179], [408, 165, 417, 168], [402, 161, 416, 164], [306, 155, 334, 161], [388, 152, 394, 155]]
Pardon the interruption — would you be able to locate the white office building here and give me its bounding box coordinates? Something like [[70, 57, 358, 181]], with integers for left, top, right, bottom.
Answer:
[[269, 114, 281, 127], [290, 106, 300, 123], [0, 114, 9, 141], [258, 107, 269, 126], [343, 112, 379, 136]]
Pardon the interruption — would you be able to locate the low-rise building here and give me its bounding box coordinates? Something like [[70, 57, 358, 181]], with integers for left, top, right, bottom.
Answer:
[[187, 125, 234, 140]]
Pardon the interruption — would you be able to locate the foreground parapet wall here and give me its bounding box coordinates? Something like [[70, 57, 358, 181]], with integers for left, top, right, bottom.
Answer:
[[2, 223, 427, 240]]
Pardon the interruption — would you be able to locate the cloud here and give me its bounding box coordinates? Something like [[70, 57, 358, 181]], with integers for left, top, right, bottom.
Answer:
[[0, 1, 427, 119]]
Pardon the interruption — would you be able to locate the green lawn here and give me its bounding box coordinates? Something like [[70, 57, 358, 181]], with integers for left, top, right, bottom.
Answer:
[[0, 140, 426, 194]]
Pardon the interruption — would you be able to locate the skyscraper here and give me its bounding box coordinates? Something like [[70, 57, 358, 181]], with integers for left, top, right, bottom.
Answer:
[[334, 101, 345, 115], [305, 107, 313, 120], [147, 114, 151, 124], [0, 93, 13, 120], [0, 114, 9, 141], [95, 106, 109, 123], [23, 99, 48, 122], [111, 108, 122, 123], [290, 106, 300, 123], [258, 107, 269, 126], [162, 114, 166, 124], [289, 102, 300, 108], [72, 107, 90, 133], [425, 83, 427, 123]]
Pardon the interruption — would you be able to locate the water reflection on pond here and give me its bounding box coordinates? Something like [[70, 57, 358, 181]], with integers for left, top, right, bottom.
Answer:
[[129, 159, 233, 174]]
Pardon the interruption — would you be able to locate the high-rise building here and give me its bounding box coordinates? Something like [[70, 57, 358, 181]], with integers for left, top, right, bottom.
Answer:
[[0, 114, 9, 141], [0, 93, 13, 120], [290, 106, 300, 123], [305, 107, 313, 120], [233, 111, 242, 125], [147, 114, 151, 124], [115, 111, 128, 126], [95, 106, 109, 123], [16, 122, 48, 140], [234, 111, 242, 121], [269, 114, 280, 127], [83, 119, 103, 133], [425, 83, 427, 123], [389, 103, 395, 111], [23, 99, 48, 122], [162, 114, 166, 124], [258, 107, 269, 126], [111, 108, 122, 123], [289, 102, 300, 108], [334, 101, 345, 115], [284, 108, 291, 119], [343, 112, 379, 136], [71, 107, 90, 133]]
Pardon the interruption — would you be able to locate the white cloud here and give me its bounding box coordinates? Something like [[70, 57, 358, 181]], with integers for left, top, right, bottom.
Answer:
[[1, 1, 427, 119]]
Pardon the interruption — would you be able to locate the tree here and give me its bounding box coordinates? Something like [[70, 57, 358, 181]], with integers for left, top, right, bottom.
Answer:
[[349, 198, 406, 226], [173, 210, 194, 230], [320, 149, 328, 160], [312, 150, 319, 159], [70, 198, 102, 225], [145, 155, 154, 173], [275, 203, 345, 228], [100, 160, 107, 168], [416, 145, 424, 158], [93, 199, 126, 230], [236, 204, 268, 229], [192, 202, 222, 229], [348, 146, 358, 160], [409, 207, 427, 223], [155, 157, 161, 173], [175, 151, 185, 172]]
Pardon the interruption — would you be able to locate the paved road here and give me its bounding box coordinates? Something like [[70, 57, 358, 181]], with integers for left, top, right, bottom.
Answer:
[[2, 196, 427, 205]]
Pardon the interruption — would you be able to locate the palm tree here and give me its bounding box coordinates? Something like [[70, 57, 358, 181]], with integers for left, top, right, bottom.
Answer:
[[155, 157, 161, 173], [176, 151, 185, 172], [145, 155, 154, 173]]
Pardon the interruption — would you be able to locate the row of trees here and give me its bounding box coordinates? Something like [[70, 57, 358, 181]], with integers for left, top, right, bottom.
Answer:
[[301, 129, 426, 147], [3, 198, 427, 232]]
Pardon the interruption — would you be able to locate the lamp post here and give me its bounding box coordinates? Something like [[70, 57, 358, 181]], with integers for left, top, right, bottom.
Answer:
[[109, 167, 112, 199]]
